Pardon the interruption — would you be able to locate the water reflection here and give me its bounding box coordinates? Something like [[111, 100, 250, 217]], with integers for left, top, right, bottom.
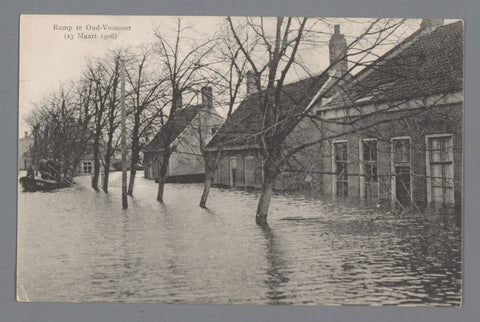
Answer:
[[259, 223, 290, 305], [16, 173, 461, 306]]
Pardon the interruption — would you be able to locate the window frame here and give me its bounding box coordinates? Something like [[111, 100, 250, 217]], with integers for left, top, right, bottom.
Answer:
[[83, 161, 93, 174], [425, 134, 455, 205], [391, 136, 412, 205], [359, 138, 379, 200], [332, 140, 349, 198]]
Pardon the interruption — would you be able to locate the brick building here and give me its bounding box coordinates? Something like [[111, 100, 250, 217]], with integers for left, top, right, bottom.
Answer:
[[204, 24, 346, 191], [206, 19, 463, 212], [205, 72, 330, 190], [313, 20, 463, 211]]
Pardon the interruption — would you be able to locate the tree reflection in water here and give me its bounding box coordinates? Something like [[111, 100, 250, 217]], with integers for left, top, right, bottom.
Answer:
[[259, 223, 291, 305]]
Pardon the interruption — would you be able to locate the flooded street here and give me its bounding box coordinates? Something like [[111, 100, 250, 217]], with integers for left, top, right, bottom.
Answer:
[[17, 172, 461, 306]]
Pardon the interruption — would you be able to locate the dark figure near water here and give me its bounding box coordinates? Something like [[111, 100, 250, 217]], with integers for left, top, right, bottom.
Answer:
[[39, 159, 60, 180], [26, 163, 34, 178]]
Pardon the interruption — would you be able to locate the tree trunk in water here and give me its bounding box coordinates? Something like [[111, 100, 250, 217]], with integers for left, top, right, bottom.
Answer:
[[200, 176, 213, 208], [127, 142, 139, 195], [91, 135, 100, 190], [103, 152, 111, 193], [128, 167, 136, 196], [103, 169, 110, 192], [156, 154, 170, 202], [256, 172, 275, 225], [199, 152, 221, 208], [157, 177, 165, 202], [128, 120, 140, 196]]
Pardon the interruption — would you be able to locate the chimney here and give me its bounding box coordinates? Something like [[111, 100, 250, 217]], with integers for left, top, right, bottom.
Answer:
[[420, 18, 444, 29], [329, 24, 348, 76], [246, 70, 258, 94], [201, 86, 213, 108]]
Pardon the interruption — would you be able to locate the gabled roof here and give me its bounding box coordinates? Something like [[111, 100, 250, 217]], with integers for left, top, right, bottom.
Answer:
[[143, 104, 203, 152], [327, 21, 464, 108], [206, 73, 329, 149]]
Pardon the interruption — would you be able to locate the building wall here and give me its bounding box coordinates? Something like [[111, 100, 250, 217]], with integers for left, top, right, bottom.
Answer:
[[316, 103, 463, 209], [144, 107, 225, 181], [75, 158, 95, 176], [213, 149, 263, 189], [208, 102, 462, 213]]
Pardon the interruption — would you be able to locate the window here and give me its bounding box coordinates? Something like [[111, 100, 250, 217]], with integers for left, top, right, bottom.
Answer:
[[211, 127, 219, 136], [427, 135, 454, 205], [361, 139, 378, 200], [83, 161, 92, 174], [393, 139, 410, 164], [333, 142, 348, 197], [392, 138, 411, 206]]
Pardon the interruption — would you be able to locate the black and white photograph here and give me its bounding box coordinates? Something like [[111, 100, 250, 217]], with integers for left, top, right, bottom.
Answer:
[[17, 15, 463, 306]]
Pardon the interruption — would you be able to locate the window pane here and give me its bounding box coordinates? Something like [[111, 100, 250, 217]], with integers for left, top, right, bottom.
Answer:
[[445, 187, 454, 204], [432, 186, 443, 202], [334, 142, 347, 161], [363, 140, 377, 161], [393, 140, 402, 162], [230, 157, 237, 169], [444, 164, 454, 187], [431, 164, 443, 187], [430, 138, 441, 162], [365, 164, 378, 183], [441, 137, 453, 162], [393, 139, 410, 163], [402, 140, 410, 162]]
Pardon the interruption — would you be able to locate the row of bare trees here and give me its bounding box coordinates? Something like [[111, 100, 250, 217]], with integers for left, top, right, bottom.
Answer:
[[25, 17, 446, 225], [24, 17, 248, 198], [24, 47, 170, 194]]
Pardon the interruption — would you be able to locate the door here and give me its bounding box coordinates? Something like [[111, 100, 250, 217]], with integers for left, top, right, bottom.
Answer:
[[229, 157, 237, 187], [244, 156, 255, 188]]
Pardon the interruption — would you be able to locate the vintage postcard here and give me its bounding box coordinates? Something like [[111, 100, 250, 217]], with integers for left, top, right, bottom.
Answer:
[[17, 15, 463, 305]]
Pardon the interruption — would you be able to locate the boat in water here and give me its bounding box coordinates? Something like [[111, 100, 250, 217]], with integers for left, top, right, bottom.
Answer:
[[19, 159, 73, 192], [19, 176, 73, 192]]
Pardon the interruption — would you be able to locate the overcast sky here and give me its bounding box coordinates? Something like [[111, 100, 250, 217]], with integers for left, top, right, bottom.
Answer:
[[18, 15, 433, 136]]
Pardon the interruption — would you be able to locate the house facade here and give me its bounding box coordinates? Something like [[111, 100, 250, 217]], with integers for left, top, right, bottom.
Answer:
[[205, 25, 343, 191], [313, 20, 463, 211], [143, 86, 225, 183], [207, 19, 463, 213]]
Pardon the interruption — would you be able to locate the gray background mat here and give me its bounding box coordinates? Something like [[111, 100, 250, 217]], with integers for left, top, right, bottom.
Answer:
[[1, 1, 479, 321]]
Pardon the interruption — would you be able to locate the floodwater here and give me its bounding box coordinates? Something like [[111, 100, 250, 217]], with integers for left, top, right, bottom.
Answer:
[[17, 172, 461, 306]]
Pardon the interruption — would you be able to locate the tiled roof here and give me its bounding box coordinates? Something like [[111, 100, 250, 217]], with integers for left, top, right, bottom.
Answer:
[[143, 104, 202, 152], [332, 21, 464, 107], [206, 73, 329, 149]]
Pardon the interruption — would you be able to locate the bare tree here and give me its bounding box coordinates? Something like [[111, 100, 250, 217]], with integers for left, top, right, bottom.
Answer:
[[100, 51, 123, 193], [125, 47, 169, 196], [218, 17, 414, 225], [85, 60, 110, 190], [199, 23, 250, 208], [153, 18, 215, 202], [25, 82, 92, 178]]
